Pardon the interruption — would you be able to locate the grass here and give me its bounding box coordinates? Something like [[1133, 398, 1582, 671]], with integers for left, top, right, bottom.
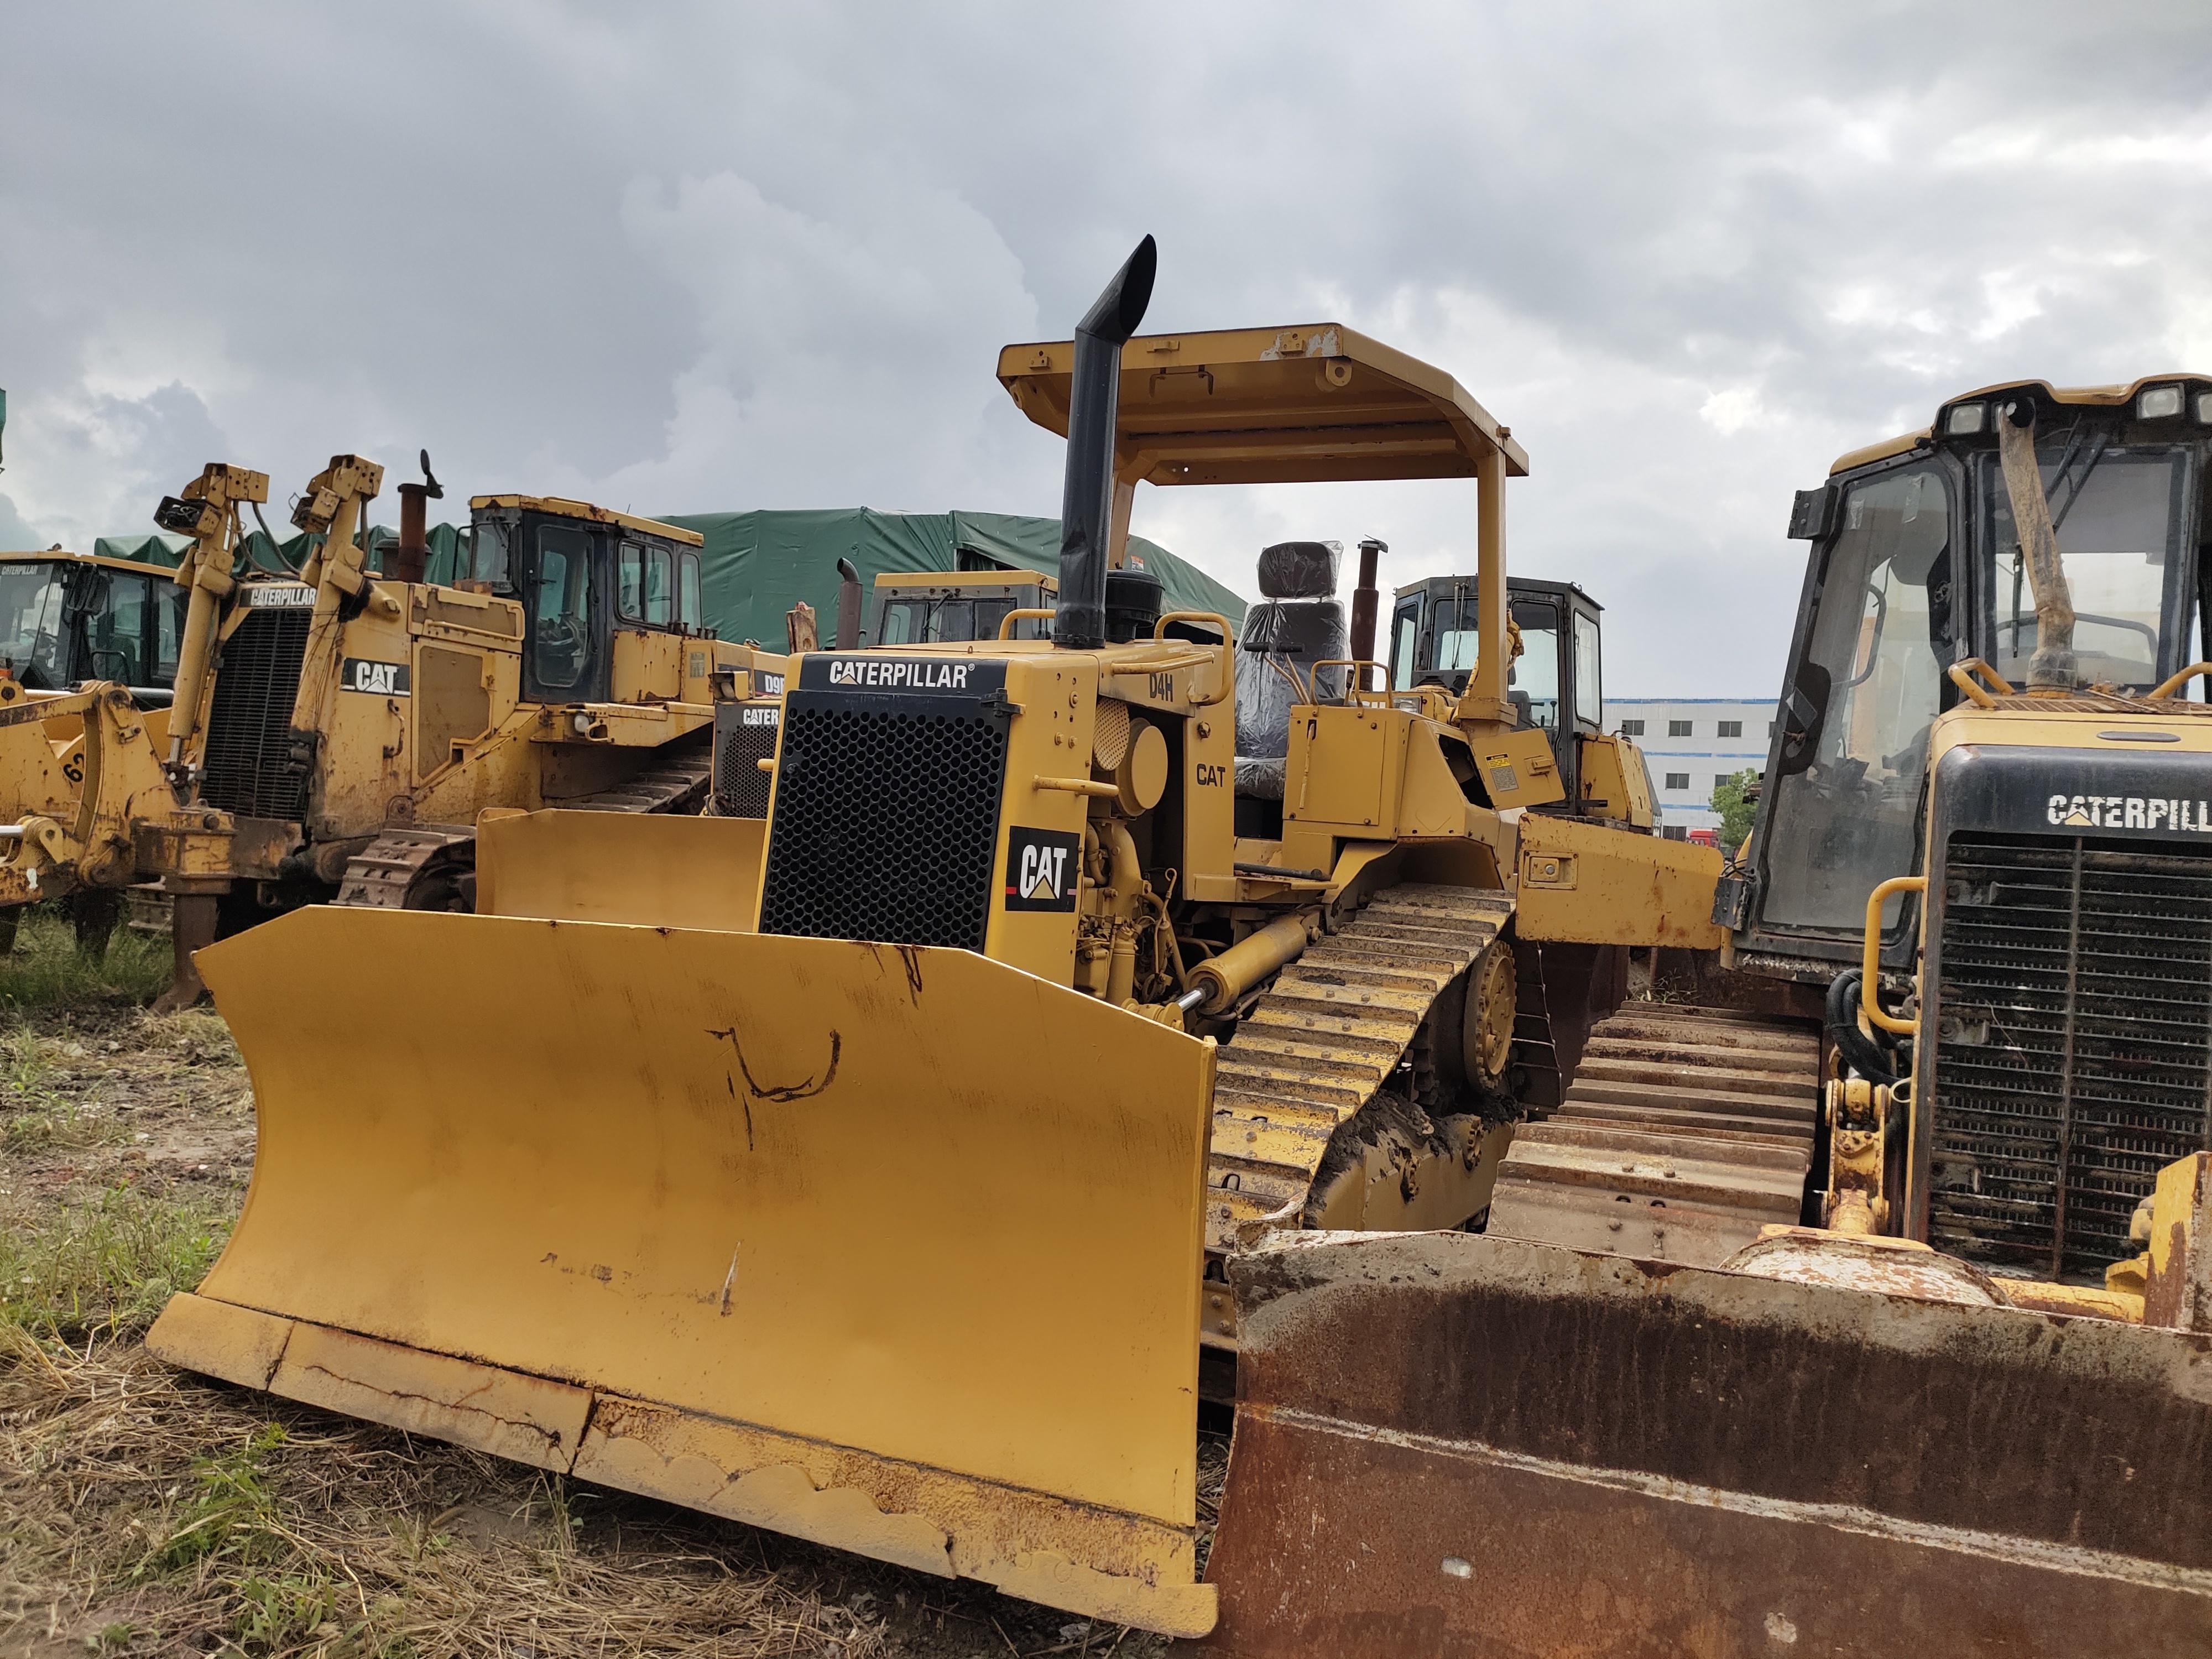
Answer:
[[0, 1324, 904, 1657], [0, 1183, 230, 1341], [0, 905, 173, 1012]]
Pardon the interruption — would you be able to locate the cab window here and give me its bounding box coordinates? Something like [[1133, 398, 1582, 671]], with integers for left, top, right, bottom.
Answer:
[[617, 542, 644, 620], [644, 546, 673, 626], [155, 580, 186, 684], [1509, 599, 1561, 730], [1760, 460, 1950, 936], [1390, 599, 1419, 689], [1572, 611, 1602, 731], [531, 525, 595, 691], [679, 552, 701, 629]]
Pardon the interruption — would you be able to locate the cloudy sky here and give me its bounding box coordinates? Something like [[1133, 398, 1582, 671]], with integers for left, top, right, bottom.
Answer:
[[5, 3, 2210, 695]]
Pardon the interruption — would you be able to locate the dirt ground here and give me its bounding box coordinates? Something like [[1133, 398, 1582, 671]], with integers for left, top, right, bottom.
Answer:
[[0, 914, 1223, 1658]]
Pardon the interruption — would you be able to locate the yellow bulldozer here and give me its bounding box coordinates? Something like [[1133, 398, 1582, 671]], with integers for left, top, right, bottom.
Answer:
[[147, 239, 1722, 1639], [0, 541, 202, 947], [0, 452, 787, 1007], [1192, 377, 2212, 1654]]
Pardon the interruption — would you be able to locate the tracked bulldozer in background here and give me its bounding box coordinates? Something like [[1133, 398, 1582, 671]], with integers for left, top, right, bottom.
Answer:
[[0, 478, 264, 945], [1193, 377, 2212, 1655], [98, 452, 785, 1006], [148, 239, 1722, 1639]]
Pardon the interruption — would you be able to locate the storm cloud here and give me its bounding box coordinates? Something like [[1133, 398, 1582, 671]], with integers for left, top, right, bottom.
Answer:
[[4, 3, 2210, 693]]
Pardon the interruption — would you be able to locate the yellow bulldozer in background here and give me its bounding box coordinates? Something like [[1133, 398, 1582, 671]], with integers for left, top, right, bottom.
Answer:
[[1193, 377, 2212, 1654], [147, 238, 1723, 1639], [0, 538, 210, 949], [0, 451, 787, 1008]]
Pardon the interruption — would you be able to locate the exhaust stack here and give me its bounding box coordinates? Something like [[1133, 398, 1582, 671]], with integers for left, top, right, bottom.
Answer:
[[1053, 236, 1157, 651], [393, 449, 441, 586], [1348, 536, 1386, 691], [834, 557, 863, 650]]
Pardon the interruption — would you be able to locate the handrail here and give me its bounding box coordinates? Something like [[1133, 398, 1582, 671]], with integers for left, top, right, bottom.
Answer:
[[1860, 876, 1926, 1035], [996, 607, 1056, 640], [1308, 657, 1393, 706], [1152, 611, 1234, 706], [1946, 658, 2015, 708], [2151, 660, 2212, 700]]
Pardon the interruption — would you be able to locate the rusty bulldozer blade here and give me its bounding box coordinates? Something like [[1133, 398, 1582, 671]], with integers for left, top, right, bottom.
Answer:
[[148, 905, 1220, 1637], [1195, 1230, 2212, 1657]]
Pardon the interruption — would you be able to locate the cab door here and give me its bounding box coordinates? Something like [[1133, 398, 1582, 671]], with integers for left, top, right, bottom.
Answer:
[[1739, 456, 1958, 969], [518, 514, 611, 705]]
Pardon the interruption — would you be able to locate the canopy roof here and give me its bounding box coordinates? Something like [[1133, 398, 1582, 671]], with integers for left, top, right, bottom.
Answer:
[[997, 323, 1528, 486]]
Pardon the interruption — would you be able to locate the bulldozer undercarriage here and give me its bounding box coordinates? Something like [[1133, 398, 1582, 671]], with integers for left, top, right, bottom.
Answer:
[[1203, 885, 1520, 1348], [332, 735, 718, 911], [1488, 1002, 1822, 1265]]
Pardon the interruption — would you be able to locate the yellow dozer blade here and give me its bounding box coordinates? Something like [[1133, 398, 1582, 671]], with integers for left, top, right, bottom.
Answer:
[[148, 905, 1219, 1637]]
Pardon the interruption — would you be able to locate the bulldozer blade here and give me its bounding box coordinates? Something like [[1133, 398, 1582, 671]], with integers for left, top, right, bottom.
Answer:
[[147, 907, 1219, 1638], [1194, 1231, 2212, 1657]]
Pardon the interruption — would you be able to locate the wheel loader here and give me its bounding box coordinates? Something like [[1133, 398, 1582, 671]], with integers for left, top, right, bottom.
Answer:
[[24, 453, 788, 1007], [1192, 377, 2212, 1655], [145, 239, 1723, 1639]]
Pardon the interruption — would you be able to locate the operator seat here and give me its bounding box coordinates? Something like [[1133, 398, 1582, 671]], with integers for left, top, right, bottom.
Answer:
[[1234, 541, 1347, 800]]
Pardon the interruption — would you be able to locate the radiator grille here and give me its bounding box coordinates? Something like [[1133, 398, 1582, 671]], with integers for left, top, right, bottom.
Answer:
[[712, 707, 778, 818], [757, 698, 1007, 950], [199, 608, 312, 821], [1931, 834, 2212, 1278]]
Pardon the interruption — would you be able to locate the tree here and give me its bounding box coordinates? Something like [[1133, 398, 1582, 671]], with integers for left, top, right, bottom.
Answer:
[[1709, 768, 1760, 854]]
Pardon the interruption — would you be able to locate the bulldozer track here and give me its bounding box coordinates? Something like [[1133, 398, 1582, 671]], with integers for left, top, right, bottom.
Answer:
[[335, 738, 714, 909], [1486, 1001, 1821, 1265], [559, 737, 713, 815], [1206, 883, 1515, 1256], [334, 825, 475, 909]]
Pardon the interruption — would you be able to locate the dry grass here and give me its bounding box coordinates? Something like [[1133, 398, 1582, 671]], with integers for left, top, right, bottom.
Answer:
[[1, 1321, 903, 1657], [0, 998, 1196, 1659]]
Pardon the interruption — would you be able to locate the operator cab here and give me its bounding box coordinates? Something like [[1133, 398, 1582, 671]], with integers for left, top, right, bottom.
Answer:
[[464, 497, 708, 704], [1389, 575, 1608, 810], [1733, 376, 2212, 977], [0, 550, 189, 701], [863, 568, 1057, 646]]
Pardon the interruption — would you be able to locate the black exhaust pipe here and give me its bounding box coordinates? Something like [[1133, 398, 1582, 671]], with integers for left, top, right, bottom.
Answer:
[[834, 557, 863, 650], [1053, 235, 1157, 651]]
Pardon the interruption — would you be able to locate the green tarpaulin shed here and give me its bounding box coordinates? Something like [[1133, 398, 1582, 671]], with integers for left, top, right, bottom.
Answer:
[[659, 509, 1246, 647]]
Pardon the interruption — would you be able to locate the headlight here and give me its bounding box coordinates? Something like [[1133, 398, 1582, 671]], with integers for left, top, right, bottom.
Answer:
[[2138, 384, 2184, 419], [1944, 403, 1986, 435]]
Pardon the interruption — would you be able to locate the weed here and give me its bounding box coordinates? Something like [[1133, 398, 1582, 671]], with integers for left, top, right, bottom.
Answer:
[[0, 908, 172, 1012], [0, 1182, 228, 1338], [143, 1422, 289, 1575], [5, 1093, 128, 1152]]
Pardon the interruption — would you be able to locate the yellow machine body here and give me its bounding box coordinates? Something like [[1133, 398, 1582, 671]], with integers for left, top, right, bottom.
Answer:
[[0, 546, 200, 909], [153, 311, 1722, 1636]]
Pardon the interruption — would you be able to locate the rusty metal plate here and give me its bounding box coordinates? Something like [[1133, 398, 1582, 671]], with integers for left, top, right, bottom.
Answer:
[[1192, 1230, 2212, 1656]]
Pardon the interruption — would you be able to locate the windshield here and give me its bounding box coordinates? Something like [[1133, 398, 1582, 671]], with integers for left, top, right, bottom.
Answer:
[[0, 561, 74, 688], [878, 595, 1017, 644], [530, 524, 595, 690], [1761, 461, 1950, 935], [1983, 446, 2185, 689]]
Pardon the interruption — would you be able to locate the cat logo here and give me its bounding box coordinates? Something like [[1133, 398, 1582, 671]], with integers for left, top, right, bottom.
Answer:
[[2048, 792, 2212, 832], [243, 583, 316, 609], [339, 658, 410, 696], [827, 657, 974, 691], [1004, 826, 1081, 912], [740, 705, 780, 728]]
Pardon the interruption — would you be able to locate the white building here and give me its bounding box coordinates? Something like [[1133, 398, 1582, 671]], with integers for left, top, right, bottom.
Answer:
[[1601, 697, 1777, 838]]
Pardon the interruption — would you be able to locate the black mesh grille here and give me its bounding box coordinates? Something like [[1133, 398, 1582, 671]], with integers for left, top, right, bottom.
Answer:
[[1932, 834, 2212, 1277], [712, 706, 778, 818], [758, 696, 1007, 950], [200, 608, 312, 821]]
